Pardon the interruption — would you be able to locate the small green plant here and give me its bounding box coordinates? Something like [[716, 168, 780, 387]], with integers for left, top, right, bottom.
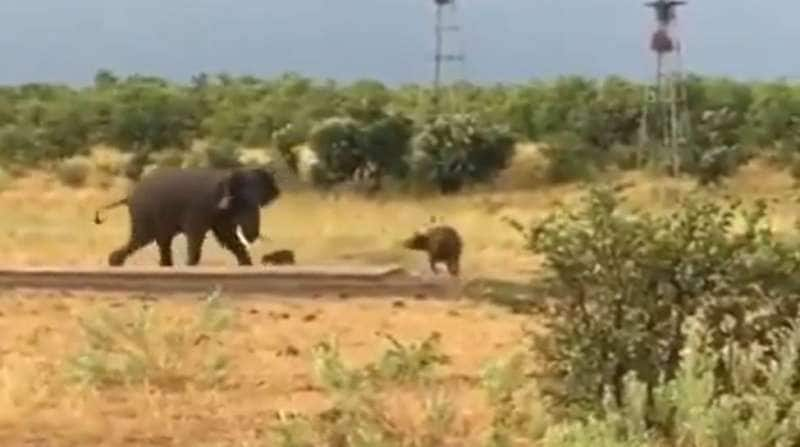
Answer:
[[65, 287, 234, 389], [479, 351, 552, 446], [269, 411, 317, 447], [271, 332, 454, 447], [367, 332, 451, 384], [55, 156, 92, 187], [311, 337, 369, 395]]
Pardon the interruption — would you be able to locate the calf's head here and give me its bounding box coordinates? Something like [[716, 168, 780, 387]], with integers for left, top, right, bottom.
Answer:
[[402, 231, 429, 251]]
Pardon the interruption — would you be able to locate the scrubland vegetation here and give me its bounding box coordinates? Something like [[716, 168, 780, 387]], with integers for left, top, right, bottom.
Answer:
[[3, 70, 800, 191], [4, 70, 800, 445]]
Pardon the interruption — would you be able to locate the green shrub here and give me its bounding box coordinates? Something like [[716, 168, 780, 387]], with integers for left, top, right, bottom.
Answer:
[[307, 111, 413, 191], [691, 144, 745, 186], [572, 312, 800, 447], [539, 132, 598, 184], [366, 332, 450, 385], [409, 113, 516, 194], [567, 76, 641, 152], [270, 332, 455, 447], [65, 288, 234, 389], [509, 186, 800, 415], [307, 117, 363, 187], [55, 157, 92, 187], [0, 124, 43, 165]]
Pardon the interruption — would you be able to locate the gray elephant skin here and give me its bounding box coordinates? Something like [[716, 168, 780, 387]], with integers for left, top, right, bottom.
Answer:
[[94, 167, 281, 267]]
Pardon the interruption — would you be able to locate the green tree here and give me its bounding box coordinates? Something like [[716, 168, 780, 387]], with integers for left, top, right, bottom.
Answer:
[[106, 84, 198, 154], [410, 113, 516, 193]]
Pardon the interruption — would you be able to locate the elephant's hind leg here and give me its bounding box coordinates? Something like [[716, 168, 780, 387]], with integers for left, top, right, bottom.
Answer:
[[109, 235, 154, 266], [109, 220, 154, 267], [212, 225, 253, 266]]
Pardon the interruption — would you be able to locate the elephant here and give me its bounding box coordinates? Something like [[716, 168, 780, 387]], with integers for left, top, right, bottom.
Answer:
[[94, 166, 281, 267]]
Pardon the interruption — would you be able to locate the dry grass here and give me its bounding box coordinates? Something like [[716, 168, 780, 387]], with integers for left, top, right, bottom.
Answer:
[[0, 292, 529, 446], [2, 153, 797, 278], [1, 149, 799, 445]]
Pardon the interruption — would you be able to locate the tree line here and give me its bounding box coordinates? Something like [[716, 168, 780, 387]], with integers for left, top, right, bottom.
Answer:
[[1, 69, 799, 191]]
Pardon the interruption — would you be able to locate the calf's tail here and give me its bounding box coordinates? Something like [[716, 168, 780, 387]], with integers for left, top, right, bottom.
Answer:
[[93, 198, 128, 224]]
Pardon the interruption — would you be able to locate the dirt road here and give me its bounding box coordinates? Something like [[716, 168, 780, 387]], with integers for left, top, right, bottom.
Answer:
[[0, 264, 457, 298]]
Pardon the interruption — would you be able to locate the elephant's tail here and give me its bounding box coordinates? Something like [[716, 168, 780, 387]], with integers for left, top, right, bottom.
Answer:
[[93, 198, 128, 225]]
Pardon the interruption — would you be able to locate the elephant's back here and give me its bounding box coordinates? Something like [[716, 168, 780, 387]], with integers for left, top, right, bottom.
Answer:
[[129, 167, 224, 207]]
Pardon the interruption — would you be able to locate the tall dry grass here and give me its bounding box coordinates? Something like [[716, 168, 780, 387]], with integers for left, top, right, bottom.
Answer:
[[1, 148, 798, 279]]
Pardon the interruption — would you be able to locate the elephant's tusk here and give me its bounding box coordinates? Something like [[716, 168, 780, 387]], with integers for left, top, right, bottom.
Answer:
[[236, 227, 251, 248]]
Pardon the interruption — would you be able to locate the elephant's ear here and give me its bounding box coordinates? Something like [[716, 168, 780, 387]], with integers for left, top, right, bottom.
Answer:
[[216, 170, 244, 210]]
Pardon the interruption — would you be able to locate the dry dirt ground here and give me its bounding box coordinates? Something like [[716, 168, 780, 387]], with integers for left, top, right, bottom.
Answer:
[[1, 152, 799, 445], [0, 292, 529, 446]]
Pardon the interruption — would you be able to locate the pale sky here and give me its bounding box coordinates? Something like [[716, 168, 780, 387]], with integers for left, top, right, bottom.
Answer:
[[0, 0, 796, 86]]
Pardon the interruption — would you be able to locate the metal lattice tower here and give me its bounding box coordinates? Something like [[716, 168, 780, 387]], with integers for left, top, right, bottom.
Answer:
[[639, 0, 691, 175], [432, 0, 465, 112]]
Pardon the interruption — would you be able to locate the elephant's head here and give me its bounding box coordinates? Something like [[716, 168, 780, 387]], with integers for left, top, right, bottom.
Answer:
[[216, 167, 281, 243]]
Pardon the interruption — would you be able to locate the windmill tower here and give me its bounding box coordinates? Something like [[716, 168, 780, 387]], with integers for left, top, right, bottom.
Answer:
[[640, 0, 691, 175], [431, 0, 465, 112]]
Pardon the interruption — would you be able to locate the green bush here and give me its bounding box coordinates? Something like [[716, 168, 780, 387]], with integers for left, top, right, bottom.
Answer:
[[55, 157, 92, 187], [550, 312, 800, 447], [409, 113, 516, 194], [270, 332, 454, 447], [509, 186, 800, 414], [539, 132, 599, 183], [66, 288, 234, 389], [5, 72, 800, 185], [307, 117, 363, 187], [106, 83, 198, 154], [692, 145, 745, 186], [266, 314, 800, 446], [567, 76, 641, 151], [679, 108, 750, 186], [307, 110, 413, 191], [0, 124, 43, 165]]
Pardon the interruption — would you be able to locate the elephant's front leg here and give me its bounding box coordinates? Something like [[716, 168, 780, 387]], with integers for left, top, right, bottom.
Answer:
[[212, 224, 253, 266]]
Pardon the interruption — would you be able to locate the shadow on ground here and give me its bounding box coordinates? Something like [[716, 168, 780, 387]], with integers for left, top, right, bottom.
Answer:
[[461, 277, 547, 314]]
